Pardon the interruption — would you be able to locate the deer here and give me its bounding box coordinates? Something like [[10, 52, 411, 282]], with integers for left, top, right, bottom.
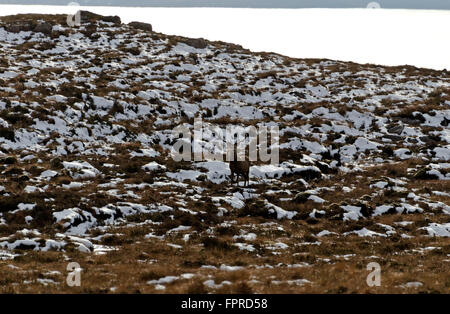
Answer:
[[229, 145, 250, 187]]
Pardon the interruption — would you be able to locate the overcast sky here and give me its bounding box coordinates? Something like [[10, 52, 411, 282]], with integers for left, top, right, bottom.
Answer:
[[0, 1, 449, 10]]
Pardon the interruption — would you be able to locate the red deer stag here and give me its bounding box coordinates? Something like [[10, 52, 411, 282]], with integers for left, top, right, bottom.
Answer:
[[229, 147, 250, 187]]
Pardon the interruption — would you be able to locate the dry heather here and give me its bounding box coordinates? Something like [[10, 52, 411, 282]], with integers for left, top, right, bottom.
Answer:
[[0, 12, 449, 293]]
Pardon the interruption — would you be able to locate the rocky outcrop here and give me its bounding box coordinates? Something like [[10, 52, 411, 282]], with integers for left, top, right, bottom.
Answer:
[[293, 192, 312, 203], [5, 20, 53, 36], [33, 22, 53, 35], [387, 124, 404, 135], [128, 21, 153, 32], [183, 38, 208, 49], [5, 20, 36, 33], [79, 10, 121, 25]]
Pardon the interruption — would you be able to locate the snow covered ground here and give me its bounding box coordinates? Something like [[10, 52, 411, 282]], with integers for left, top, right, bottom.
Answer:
[[0, 9, 448, 293], [0, 5, 449, 70]]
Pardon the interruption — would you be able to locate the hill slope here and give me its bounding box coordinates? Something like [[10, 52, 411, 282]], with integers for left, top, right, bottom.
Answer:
[[0, 12, 449, 293]]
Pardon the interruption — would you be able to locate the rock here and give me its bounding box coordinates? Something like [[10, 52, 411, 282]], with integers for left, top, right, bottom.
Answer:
[[419, 135, 440, 144], [79, 11, 121, 25], [387, 124, 404, 135], [0, 127, 15, 142], [79, 11, 97, 23], [33, 22, 53, 35], [197, 174, 207, 182], [50, 157, 63, 169], [296, 168, 322, 181], [6, 20, 36, 33], [128, 21, 152, 32], [384, 134, 403, 142], [357, 202, 374, 217], [384, 205, 398, 215], [4, 167, 22, 176], [184, 38, 208, 49], [381, 146, 394, 157], [315, 161, 336, 174], [224, 42, 244, 51], [18, 175, 30, 183], [102, 15, 122, 25], [1, 156, 16, 165], [325, 203, 344, 219], [398, 116, 424, 126], [306, 217, 319, 225], [293, 192, 312, 203], [238, 199, 273, 219], [414, 167, 440, 180]]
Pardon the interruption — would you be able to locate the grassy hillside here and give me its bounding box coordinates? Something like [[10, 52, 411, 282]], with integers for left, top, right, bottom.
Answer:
[[0, 12, 448, 293]]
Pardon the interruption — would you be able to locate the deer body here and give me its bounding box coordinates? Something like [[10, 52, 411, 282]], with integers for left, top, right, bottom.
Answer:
[[229, 159, 250, 187]]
